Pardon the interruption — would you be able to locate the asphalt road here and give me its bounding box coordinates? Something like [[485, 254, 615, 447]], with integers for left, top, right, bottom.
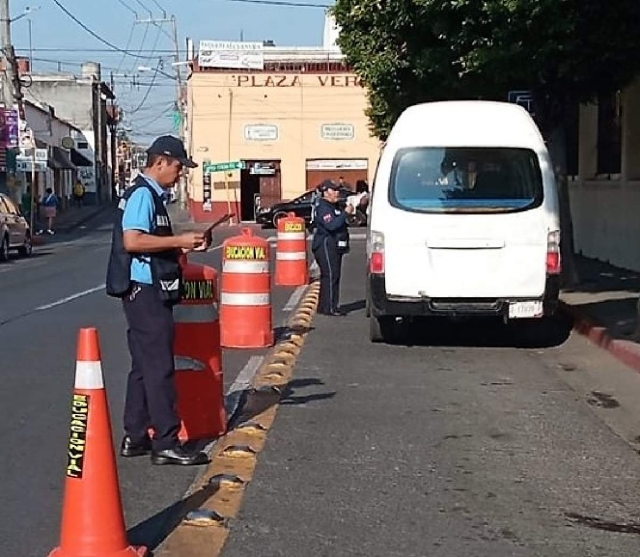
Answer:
[[0, 212, 305, 557], [221, 240, 640, 557]]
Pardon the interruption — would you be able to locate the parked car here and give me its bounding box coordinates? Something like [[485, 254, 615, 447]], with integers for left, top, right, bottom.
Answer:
[[256, 187, 367, 228], [0, 192, 32, 261]]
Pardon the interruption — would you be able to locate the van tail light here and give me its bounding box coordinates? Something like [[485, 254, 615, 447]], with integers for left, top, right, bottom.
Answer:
[[369, 231, 385, 274], [546, 231, 561, 275]]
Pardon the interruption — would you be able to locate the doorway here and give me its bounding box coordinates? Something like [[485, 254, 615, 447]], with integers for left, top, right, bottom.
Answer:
[[240, 160, 282, 221]]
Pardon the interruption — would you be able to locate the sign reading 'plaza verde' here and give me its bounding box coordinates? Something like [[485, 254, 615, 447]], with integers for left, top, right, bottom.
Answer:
[[231, 75, 364, 88]]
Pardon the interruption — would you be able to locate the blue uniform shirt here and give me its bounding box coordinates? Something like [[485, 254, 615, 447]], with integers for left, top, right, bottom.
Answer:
[[312, 198, 348, 251], [122, 175, 167, 285]]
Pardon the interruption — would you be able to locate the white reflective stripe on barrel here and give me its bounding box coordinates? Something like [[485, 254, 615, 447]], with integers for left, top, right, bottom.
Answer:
[[222, 260, 270, 274], [276, 251, 306, 261], [220, 292, 270, 306], [174, 304, 219, 323], [277, 232, 306, 241]]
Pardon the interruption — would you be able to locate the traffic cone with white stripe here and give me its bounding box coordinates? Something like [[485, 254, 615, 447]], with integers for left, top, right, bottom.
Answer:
[[49, 328, 147, 557]]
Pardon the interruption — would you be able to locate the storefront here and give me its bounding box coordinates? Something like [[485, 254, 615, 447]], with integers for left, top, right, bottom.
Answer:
[[187, 43, 382, 223]]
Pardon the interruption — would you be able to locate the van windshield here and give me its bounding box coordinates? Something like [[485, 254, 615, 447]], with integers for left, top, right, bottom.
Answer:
[[389, 147, 543, 213]]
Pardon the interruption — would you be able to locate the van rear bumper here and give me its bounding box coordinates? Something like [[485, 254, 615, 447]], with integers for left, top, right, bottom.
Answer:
[[367, 274, 560, 318]]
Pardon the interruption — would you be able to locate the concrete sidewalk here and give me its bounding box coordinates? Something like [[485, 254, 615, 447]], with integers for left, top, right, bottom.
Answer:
[[561, 256, 640, 372]]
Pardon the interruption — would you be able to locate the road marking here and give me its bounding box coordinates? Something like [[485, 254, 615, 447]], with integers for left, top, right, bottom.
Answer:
[[224, 355, 264, 422], [35, 284, 105, 311], [283, 284, 307, 312]]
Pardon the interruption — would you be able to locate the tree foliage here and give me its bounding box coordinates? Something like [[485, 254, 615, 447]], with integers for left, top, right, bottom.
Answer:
[[332, 0, 640, 139]]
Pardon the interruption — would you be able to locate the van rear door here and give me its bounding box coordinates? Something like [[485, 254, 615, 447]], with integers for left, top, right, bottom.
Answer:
[[382, 147, 548, 300]]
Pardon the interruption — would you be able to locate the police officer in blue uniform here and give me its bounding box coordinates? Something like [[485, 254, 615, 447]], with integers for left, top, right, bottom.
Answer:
[[312, 180, 354, 316], [106, 136, 210, 466]]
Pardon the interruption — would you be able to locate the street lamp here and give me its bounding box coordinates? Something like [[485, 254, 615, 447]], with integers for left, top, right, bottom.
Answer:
[[13, 6, 41, 70]]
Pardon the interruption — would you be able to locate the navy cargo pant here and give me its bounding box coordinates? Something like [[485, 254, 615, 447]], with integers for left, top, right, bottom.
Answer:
[[313, 238, 343, 314], [122, 284, 180, 451]]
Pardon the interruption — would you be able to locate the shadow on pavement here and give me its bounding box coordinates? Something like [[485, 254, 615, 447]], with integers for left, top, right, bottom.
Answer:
[[382, 315, 573, 350], [280, 377, 336, 406], [127, 476, 220, 552], [341, 299, 366, 314]]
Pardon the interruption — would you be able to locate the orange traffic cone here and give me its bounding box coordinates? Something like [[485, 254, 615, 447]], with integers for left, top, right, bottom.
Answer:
[[49, 328, 147, 557]]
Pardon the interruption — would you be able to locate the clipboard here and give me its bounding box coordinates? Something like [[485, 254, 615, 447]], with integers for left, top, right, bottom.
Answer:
[[192, 213, 234, 252], [202, 213, 234, 235]]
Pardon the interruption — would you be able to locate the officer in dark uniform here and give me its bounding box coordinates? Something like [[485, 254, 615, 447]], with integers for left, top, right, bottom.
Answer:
[[106, 135, 210, 466], [312, 180, 354, 316]]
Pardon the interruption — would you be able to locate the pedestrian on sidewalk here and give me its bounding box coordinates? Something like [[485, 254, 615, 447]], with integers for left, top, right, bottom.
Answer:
[[72, 179, 85, 208], [40, 188, 59, 235], [106, 135, 211, 467], [312, 180, 354, 316]]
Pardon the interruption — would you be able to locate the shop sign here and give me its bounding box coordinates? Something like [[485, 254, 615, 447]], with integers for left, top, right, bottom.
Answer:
[[250, 162, 276, 175], [306, 159, 368, 171], [199, 40, 264, 70], [244, 124, 278, 142], [232, 74, 363, 88], [321, 123, 355, 141]]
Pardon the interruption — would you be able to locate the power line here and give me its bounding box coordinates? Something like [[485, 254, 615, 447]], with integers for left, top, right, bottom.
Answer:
[[223, 0, 330, 7], [49, 0, 153, 58], [132, 0, 153, 16], [149, 0, 167, 16], [126, 61, 161, 114], [115, 23, 137, 76], [115, 0, 138, 16], [17, 47, 182, 53]]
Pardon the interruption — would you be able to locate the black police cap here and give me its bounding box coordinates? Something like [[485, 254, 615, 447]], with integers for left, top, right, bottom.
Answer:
[[146, 135, 197, 168]]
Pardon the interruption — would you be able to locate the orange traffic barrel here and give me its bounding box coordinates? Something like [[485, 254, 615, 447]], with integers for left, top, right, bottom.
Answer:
[[173, 255, 226, 441], [275, 212, 308, 287], [49, 328, 147, 557], [220, 228, 274, 348]]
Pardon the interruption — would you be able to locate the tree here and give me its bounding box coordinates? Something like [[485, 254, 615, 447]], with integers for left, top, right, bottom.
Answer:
[[332, 0, 640, 285]]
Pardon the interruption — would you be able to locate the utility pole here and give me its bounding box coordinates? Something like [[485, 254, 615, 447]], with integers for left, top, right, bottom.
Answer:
[[1, 0, 36, 230], [135, 15, 186, 206], [0, 0, 22, 108]]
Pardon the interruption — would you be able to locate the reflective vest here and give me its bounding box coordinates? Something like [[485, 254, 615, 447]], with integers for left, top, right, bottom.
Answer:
[[105, 177, 182, 305]]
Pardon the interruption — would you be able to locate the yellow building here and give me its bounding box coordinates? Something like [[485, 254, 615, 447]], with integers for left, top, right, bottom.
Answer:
[[186, 32, 381, 223]]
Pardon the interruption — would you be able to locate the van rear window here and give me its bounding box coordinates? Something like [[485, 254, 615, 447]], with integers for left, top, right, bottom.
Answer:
[[389, 147, 543, 213]]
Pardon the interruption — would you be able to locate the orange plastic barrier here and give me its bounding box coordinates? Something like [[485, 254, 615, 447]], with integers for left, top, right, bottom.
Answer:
[[275, 212, 309, 287], [173, 255, 226, 441], [49, 328, 147, 557], [220, 228, 274, 348]]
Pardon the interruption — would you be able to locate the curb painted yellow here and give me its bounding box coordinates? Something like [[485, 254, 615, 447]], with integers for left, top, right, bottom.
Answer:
[[156, 281, 321, 557]]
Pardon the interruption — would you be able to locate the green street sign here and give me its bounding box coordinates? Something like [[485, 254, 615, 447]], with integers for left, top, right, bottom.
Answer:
[[204, 161, 245, 173]]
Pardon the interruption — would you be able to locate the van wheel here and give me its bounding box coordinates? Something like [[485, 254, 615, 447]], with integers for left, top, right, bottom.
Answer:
[[0, 234, 8, 262], [369, 315, 396, 343]]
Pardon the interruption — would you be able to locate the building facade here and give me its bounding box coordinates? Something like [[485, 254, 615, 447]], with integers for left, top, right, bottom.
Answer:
[[568, 80, 640, 271], [23, 62, 116, 204], [12, 100, 92, 208], [187, 40, 381, 222]]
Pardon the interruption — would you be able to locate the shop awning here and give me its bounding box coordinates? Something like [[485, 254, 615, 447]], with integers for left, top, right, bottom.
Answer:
[[48, 147, 77, 170], [70, 149, 93, 167]]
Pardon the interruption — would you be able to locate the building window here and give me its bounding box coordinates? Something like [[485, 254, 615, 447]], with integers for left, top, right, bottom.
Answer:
[[597, 91, 622, 175]]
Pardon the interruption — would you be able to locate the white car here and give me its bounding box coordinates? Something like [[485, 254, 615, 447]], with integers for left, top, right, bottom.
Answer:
[[366, 101, 561, 343], [0, 193, 33, 261]]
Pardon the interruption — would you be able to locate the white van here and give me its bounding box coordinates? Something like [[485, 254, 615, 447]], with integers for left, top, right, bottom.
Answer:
[[366, 101, 561, 342]]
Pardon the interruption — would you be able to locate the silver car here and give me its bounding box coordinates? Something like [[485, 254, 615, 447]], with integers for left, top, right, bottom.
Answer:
[[0, 192, 32, 261]]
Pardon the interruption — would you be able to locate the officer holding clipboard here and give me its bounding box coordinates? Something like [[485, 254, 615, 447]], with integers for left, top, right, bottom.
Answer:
[[106, 135, 229, 466]]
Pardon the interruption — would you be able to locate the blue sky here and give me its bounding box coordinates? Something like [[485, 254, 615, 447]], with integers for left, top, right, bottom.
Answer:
[[10, 0, 331, 143]]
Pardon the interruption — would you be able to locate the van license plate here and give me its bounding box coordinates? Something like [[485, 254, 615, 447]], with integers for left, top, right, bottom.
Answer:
[[508, 301, 544, 319]]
